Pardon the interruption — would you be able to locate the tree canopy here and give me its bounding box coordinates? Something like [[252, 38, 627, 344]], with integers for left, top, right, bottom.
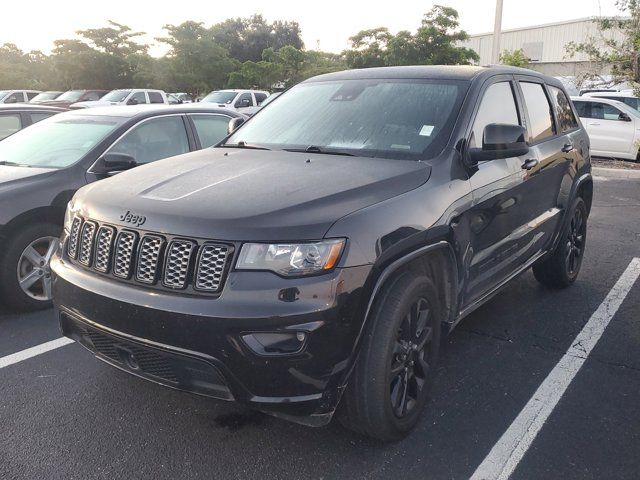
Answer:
[[0, 8, 478, 95]]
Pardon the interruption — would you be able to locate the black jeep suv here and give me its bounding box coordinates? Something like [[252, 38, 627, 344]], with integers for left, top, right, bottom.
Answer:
[[52, 66, 592, 441]]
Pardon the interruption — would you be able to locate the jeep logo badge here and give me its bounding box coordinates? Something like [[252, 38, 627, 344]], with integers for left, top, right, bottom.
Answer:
[[119, 210, 146, 227]]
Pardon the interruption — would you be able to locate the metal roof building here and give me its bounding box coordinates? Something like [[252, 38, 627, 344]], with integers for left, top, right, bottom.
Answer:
[[460, 17, 626, 76]]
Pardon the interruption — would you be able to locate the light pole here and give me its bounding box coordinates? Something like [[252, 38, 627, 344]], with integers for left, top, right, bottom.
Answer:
[[491, 0, 504, 64]]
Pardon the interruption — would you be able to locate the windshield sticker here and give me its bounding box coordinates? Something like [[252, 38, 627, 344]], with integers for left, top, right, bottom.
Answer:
[[419, 125, 435, 136]]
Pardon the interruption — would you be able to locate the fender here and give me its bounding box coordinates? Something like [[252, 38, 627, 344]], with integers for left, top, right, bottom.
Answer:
[[549, 170, 592, 253]]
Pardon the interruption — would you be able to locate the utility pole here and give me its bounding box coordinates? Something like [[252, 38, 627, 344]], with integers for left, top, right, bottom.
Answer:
[[491, 0, 504, 64]]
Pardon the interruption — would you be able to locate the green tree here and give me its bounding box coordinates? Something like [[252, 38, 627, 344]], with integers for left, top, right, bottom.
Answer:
[[157, 21, 238, 95], [343, 6, 478, 68], [566, 0, 640, 91], [500, 48, 529, 67]]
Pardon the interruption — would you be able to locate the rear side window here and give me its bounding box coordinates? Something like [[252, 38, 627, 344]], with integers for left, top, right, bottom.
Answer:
[[148, 91, 164, 104], [109, 116, 189, 164], [254, 92, 268, 105], [191, 115, 231, 147], [470, 82, 520, 148], [29, 112, 56, 124], [0, 114, 21, 140], [26, 92, 39, 100], [520, 82, 555, 142], [548, 86, 578, 132]]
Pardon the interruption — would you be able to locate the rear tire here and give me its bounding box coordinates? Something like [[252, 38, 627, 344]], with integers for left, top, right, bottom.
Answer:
[[0, 222, 61, 312], [339, 271, 442, 441], [533, 196, 587, 288]]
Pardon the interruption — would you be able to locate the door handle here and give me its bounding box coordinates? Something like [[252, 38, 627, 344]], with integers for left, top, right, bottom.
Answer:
[[522, 158, 539, 170], [588, 122, 601, 126]]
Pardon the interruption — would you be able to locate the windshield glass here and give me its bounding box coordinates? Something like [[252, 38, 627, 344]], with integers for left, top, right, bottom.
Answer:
[[102, 90, 131, 102], [202, 91, 237, 104], [225, 79, 468, 160], [0, 115, 123, 168], [57, 90, 85, 102], [31, 92, 61, 102], [0, 91, 9, 100]]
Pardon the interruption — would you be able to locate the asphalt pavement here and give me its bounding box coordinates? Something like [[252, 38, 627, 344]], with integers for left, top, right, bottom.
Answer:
[[1, 167, 639, 480]]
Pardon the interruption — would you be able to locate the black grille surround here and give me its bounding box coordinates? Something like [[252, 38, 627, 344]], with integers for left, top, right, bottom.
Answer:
[[65, 216, 234, 296]]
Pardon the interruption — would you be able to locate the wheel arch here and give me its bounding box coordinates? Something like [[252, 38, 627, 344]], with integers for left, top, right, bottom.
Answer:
[[0, 205, 65, 250]]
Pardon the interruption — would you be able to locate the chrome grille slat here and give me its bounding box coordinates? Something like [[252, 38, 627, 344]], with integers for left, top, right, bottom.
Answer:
[[195, 244, 229, 292], [136, 235, 164, 284], [65, 217, 230, 294], [67, 217, 82, 259], [163, 240, 196, 289], [94, 226, 115, 273], [78, 221, 97, 266], [113, 231, 138, 279]]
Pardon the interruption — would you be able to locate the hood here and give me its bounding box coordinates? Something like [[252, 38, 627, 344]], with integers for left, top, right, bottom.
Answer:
[[74, 149, 431, 241], [0, 165, 58, 188]]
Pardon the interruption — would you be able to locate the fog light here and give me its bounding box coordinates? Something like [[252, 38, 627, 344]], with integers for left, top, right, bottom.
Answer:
[[242, 332, 307, 356]]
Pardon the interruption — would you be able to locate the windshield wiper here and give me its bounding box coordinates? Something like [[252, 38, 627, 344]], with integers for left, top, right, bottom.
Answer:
[[284, 145, 356, 156], [0, 161, 31, 167], [220, 141, 271, 151]]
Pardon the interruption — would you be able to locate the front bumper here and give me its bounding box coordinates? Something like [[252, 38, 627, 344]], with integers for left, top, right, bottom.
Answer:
[[52, 255, 371, 425]]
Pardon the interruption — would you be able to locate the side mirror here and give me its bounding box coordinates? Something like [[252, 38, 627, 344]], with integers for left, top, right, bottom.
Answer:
[[619, 112, 632, 122], [100, 152, 137, 173], [127, 97, 139, 105], [469, 123, 529, 163], [227, 117, 246, 134], [235, 99, 251, 108]]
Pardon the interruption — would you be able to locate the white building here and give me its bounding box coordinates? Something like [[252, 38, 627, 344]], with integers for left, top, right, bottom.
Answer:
[[461, 17, 626, 77]]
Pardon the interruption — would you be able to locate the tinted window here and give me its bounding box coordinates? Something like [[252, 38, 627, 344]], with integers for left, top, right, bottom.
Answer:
[[549, 86, 578, 132], [26, 92, 39, 100], [573, 101, 589, 118], [148, 91, 164, 104], [520, 82, 555, 142], [5, 92, 24, 103], [129, 92, 147, 105], [226, 79, 468, 161], [600, 96, 640, 110], [192, 115, 231, 147], [29, 112, 56, 124], [235, 93, 253, 108], [254, 93, 268, 105], [0, 114, 21, 140], [109, 116, 189, 164], [470, 82, 520, 148]]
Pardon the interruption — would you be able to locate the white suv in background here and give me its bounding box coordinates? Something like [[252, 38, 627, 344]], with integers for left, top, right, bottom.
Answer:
[[0, 90, 41, 104], [70, 89, 168, 109], [200, 89, 269, 115], [583, 91, 640, 111], [572, 96, 640, 161]]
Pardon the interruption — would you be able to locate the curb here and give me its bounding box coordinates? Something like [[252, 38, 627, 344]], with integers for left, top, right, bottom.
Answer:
[[592, 166, 640, 179]]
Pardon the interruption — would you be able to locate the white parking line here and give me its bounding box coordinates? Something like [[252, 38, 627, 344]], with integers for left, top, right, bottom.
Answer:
[[0, 337, 74, 370], [470, 257, 640, 480]]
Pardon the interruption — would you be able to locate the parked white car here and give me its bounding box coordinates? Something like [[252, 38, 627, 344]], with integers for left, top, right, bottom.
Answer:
[[0, 90, 41, 104], [200, 89, 269, 115], [582, 91, 640, 111], [70, 89, 168, 109], [572, 96, 640, 161]]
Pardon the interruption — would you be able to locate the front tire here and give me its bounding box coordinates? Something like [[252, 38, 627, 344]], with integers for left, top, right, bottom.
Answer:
[[339, 271, 442, 441], [533, 196, 587, 288], [0, 222, 61, 312]]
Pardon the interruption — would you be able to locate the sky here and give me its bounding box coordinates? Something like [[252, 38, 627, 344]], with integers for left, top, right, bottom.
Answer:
[[1, 0, 623, 56]]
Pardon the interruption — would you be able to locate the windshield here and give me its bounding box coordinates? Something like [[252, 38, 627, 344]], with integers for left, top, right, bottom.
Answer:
[[31, 92, 61, 102], [0, 115, 124, 168], [102, 90, 132, 102], [57, 90, 85, 102], [202, 91, 237, 104], [225, 79, 468, 160], [0, 91, 9, 101]]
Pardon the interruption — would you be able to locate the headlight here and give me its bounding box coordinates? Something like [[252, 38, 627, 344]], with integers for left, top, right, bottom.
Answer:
[[236, 239, 346, 276]]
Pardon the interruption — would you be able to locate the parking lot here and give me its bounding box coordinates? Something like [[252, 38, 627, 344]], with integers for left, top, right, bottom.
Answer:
[[1, 166, 639, 480]]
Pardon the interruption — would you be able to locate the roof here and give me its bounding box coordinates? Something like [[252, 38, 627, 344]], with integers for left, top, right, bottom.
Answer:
[[0, 104, 66, 112], [305, 65, 549, 82], [60, 104, 245, 119]]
